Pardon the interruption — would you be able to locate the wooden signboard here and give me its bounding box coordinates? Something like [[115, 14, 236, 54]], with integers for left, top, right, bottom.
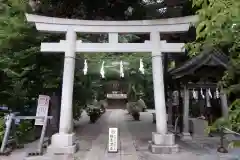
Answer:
[[35, 95, 50, 126], [108, 128, 118, 153]]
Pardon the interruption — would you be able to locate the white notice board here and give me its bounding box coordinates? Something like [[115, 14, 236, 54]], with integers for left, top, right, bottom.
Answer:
[[108, 128, 118, 153], [35, 95, 50, 126]]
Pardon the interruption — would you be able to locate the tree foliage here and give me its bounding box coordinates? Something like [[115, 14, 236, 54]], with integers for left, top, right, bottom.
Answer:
[[186, 0, 239, 54], [35, 0, 194, 20], [0, 0, 65, 114]]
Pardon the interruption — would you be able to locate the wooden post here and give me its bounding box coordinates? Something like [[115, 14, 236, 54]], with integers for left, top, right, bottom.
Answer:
[[181, 85, 192, 140]]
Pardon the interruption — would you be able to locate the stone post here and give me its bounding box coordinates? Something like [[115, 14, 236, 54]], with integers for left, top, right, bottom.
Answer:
[[220, 89, 228, 119], [48, 29, 77, 154], [148, 31, 178, 154], [167, 98, 173, 127], [181, 85, 192, 140]]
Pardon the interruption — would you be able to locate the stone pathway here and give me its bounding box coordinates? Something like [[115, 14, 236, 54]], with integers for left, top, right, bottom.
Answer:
[[1, 109, 240, 160], [75, 109, 139, 160]]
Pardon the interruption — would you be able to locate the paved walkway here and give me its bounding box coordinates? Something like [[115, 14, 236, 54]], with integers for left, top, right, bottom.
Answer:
[[75, 109, 139, 160], [1, 109, 240, 160]]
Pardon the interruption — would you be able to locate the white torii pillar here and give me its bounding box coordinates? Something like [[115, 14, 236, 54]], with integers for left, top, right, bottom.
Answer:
[[148, 32, 178, 153], [49, 29, 77, 154], [25, 13, 198, 155], [151, 32, 167, 134]]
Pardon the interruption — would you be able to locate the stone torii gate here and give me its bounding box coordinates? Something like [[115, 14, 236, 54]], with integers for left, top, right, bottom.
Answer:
[[25, 14, 197, 154]]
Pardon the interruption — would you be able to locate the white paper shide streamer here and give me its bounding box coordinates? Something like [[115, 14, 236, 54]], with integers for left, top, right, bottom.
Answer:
[[215, 88, 220, 99], [208, 88, 212, 99], [100, 61, 105, 78], [120, 60, 124, 78], [139, 58, 145, 74], [200, 88, 205, 99], [192, 89, 198, 100], [83, 59, 88, 75]]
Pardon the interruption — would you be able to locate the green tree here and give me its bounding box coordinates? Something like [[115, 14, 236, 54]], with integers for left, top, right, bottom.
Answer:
[[0, 0, 65, 113]]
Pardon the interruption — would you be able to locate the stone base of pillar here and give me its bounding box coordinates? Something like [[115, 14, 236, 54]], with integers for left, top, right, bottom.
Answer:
[[180, 132, 192, 141], [148, 132, 179, 154], [47, 133, 77, 154]]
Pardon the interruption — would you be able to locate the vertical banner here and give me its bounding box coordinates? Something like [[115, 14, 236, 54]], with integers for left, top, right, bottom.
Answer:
[[35, 95, 50, 126], [108, 128, 118, 153]]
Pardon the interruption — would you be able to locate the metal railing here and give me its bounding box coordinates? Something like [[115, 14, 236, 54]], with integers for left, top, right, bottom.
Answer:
[[0, 113, 52, 156], [217, 127, 240, 153], [224, 127, 240, 136]]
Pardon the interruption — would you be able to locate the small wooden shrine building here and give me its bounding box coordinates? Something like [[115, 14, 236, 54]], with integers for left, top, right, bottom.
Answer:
[[168, 47, 229, 139]]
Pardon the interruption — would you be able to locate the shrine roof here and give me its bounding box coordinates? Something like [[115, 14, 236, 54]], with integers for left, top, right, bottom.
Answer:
[[169, 47, 229, 79]]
